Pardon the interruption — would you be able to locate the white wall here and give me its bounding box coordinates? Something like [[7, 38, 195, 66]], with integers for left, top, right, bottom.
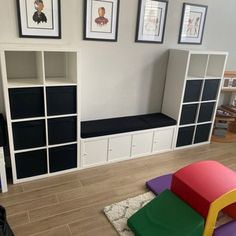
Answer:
[[0, 0, 234, 121]]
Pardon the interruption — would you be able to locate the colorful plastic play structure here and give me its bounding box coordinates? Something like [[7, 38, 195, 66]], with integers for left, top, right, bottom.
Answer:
[[127, 161, 236, 236]]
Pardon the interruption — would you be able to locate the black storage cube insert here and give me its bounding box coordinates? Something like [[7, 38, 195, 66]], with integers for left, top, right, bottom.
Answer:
[[46, 86, 77, 116], [180, 104, 198, 125], [12, 120, 46, 150], [177, 126, 195, 147], [194, 123, 212, 144], [183, 80, 203, 103], [49, 144, 77, 173], [15, 149, 47, 179], [48, 116, 77, 145], [198, 102, 215, 123], [202, 80, 220, 101], [9, 88, 45, 119]]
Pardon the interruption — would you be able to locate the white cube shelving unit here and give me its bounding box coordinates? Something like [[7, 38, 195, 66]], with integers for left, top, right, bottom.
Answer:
[[162, 49, 228, 149], [0, 49, 80, 183]]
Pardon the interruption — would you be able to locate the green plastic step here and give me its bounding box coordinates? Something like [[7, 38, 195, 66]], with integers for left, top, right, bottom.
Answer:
[[127, 189, 204, 236]]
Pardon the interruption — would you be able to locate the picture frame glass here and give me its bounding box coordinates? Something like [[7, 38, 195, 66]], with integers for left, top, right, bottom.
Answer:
[[136, 0, 168, 43], [179, 4, 207, 44], [85, 0, 119, 41], [17, 0, 61, 38]]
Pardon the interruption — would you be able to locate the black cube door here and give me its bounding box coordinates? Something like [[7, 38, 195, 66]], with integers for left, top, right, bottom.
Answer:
[[176, 126, 195, 147], [202, 80, 220, 101], [180, 104, 198, 125], [48, 117, 77, 145], [46, 86, 77, 116], [49, 144, 77, 173], [183, 80, 203, 103], [15, 149, 47, 179], [9, 88, 45, 119], [12, 120, 46, 150], [194, 123, 212, 143], [198, 102, 215, 123]]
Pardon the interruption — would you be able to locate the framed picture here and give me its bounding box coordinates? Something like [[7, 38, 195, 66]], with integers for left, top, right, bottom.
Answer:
[[178, 3, 208, 44], [135, 0, 168, 43], [16, 0, 61, 39], [84, 0, 120, 41]]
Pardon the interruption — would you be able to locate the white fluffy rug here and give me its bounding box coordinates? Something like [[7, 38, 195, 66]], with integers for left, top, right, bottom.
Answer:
[[104, 192, 155, 236], [104, 191, 232, 236]]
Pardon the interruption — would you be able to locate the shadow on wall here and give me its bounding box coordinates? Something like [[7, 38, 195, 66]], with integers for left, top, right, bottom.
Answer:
[[139, 50, 169, 113]]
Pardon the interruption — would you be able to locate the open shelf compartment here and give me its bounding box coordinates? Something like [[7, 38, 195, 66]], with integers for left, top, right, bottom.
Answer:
[[206, 54, 227, 78], [187, 54, 208, 78], [44, 52, 77, 85], [5, 51, 44, 87]]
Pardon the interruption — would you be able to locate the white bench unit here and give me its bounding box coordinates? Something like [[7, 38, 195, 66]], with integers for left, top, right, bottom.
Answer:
[[81, 126, 176, 168]]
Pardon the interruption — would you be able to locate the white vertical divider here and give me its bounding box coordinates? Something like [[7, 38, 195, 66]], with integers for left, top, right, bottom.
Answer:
[[42, 51, 50, 174], [36, 51, 44, 85], [76, 51, 81, 169], [0, 51, 18, 183]]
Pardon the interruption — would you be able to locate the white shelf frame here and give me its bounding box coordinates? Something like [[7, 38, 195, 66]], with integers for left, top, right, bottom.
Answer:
[[0, 49, 81, 184], [162, 49, 228, 150]]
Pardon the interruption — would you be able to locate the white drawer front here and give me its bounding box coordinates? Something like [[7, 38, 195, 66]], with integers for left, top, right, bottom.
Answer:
[[108, 135, 132, 161], [82, 139, 108, 167], [153, 128, 175, 153]]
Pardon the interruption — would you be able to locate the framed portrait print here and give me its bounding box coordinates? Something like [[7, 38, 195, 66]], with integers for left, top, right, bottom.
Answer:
[[84, 0, 120, 41], [16, 0, 61, 38], [135, 0, 168, 43], [179, 3, 208, 44]]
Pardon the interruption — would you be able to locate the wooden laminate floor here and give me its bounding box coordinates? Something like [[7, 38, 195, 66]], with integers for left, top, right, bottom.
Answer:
[[1, 142, 236, 236]]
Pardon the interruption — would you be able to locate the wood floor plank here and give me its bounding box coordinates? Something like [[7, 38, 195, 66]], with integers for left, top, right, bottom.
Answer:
[[0, 184, 24, 198], [29, 190, 119, 222], [23, 173, 82, 192], [72, 225, 117, 236], [2, 142, 236, 236], [8, 212, 29, 228], [13, 203, 114, 236], [31, 225, 71, 236], [0, 180, 82, 207], [69, 214, 109, 235], [6, 195, 58, 216]]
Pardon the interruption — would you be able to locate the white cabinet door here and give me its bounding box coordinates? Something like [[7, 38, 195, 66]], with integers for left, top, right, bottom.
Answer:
[[108, 135, 132, 162], [153, 128, 175, 153], [131, 132, 153, 157], [82, 139, 108, 167]]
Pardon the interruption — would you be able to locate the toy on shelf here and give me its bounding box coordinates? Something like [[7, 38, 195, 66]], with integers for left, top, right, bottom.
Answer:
[[128, 161, 236, 236]]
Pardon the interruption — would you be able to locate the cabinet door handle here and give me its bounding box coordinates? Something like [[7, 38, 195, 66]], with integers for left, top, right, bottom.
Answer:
[[84, 153, 88, 157], [109, 149, 112, 152]]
